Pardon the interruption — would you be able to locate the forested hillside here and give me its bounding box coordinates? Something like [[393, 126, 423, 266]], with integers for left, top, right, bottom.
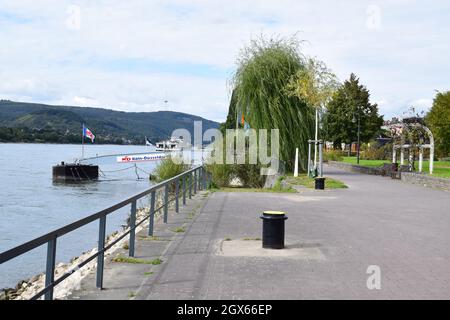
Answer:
[[0, 100, 218, 144]]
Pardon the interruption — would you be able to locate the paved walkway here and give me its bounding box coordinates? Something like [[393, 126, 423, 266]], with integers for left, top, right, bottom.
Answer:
[[70, 165, 450, 300]]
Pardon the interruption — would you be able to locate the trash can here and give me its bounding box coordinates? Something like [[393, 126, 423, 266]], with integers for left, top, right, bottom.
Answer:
[[315, 177, 325, 190], [260, 211, 288, 249]]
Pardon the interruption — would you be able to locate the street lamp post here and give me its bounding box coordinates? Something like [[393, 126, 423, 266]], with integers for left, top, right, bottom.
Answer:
[[352, 111, 361, 164], [357, 114, 361, 164]]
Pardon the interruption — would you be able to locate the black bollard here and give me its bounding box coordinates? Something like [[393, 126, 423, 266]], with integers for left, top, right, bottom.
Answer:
[[260, 211, 288, 249], [315, 177, 325, 190]]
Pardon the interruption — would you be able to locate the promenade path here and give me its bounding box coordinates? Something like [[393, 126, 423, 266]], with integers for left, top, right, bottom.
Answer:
[[69, 165, 450, 300]]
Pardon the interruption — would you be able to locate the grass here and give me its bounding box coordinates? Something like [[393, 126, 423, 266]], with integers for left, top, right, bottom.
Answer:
[[113, 255, 162, 265], [341, 157, 385, 167], [213, 187, 297, 193], [187, 212, 195, 220], [430, 167, 450, 178], [138, 235, 168, 241], [171, 227, 185, 233], [341, 157, 450, 178], [128, 292, 136, 298], [144, 272, 154, 276], [286, 174, 348, 189], [243, 237, 261, 241], [224, 237, 232, 241]]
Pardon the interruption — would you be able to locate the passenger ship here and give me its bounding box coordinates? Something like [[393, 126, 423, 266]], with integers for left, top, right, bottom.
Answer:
[[154, 136, 184, 151]]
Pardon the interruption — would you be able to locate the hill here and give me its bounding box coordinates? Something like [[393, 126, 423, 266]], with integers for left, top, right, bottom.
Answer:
[[0, 100, 219, 144]]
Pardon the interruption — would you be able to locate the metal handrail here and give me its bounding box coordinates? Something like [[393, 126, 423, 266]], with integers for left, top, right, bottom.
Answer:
[[0, 165, 210, 300]]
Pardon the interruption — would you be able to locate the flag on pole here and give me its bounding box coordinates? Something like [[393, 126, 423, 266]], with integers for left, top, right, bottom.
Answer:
[[83, 125, 95, 143]]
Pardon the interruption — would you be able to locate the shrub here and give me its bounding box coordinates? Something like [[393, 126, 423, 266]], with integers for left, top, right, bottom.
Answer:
[[204, 137, 267, 188], [361, 142, 392, 160], [323, 149, 343, 162], [205, 162, 232, 188], [271, 176, 286, 191], [231, 161, 266, 188], [153, 156, 188, 182], [205, 161, 265, 188]]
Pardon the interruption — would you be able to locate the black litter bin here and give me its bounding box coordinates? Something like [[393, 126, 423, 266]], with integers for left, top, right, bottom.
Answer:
[[315, 177, 325, 190], [260, 211, 288, 249]]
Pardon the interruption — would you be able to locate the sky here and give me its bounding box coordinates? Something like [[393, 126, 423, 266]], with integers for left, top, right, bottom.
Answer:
[[0, 0, 449, 123]]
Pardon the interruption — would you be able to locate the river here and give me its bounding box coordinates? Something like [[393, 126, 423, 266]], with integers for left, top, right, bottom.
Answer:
[[0, 143, 165, 289]]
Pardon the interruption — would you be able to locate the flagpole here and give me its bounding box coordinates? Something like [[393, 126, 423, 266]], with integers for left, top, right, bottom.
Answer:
[[82, 124, 85, 159]]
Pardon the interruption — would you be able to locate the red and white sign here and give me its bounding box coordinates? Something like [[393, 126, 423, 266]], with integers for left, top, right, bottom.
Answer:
[[116, 153, 167, 163]]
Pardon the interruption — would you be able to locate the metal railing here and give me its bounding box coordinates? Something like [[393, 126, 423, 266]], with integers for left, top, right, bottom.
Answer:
[[0, 165, 210, 300]]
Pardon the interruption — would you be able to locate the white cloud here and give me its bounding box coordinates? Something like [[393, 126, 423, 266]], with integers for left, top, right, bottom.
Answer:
[[73, 96, 99, 107], [0, 0, 449, 122]]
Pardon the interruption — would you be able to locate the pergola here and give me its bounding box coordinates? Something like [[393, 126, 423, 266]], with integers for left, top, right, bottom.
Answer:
[[387, 117, 435, 174]]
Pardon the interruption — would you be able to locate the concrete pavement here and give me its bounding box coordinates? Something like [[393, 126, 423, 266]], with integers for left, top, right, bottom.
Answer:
[[69, 165, 450, 300]]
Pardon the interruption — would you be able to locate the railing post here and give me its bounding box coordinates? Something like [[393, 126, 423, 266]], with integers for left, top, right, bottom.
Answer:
[[148, 190, 155, 236], [175, 179, 179, 213], [129, 200, 136, 257], [194, 170, 197, 194], [164, 184, 169, 223], [44, 237, 57, 300], [96, 215, 106, 289], [189, 172, 192, 199], [182, 175, 187, 205]]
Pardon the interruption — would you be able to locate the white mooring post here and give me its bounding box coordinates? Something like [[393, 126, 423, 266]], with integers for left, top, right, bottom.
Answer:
[[294, 148, 299, 177], [307, 142, 311, 177], [319, 142, 323, 177]]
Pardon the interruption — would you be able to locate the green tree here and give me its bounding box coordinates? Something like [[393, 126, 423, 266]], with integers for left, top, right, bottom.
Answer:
[[220, 89, 239, 133], [286, 57, 340, 166], [323, 73, 383, 148], [232, 36, 314, 170], [425, 91, 450, 158]]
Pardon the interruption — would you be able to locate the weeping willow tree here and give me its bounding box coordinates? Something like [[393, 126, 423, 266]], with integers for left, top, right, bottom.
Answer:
[[231, 36, 314, 170]]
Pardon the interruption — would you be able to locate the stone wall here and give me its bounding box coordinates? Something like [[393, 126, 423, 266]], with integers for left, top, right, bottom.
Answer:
[[400, 172, 450, 193]]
